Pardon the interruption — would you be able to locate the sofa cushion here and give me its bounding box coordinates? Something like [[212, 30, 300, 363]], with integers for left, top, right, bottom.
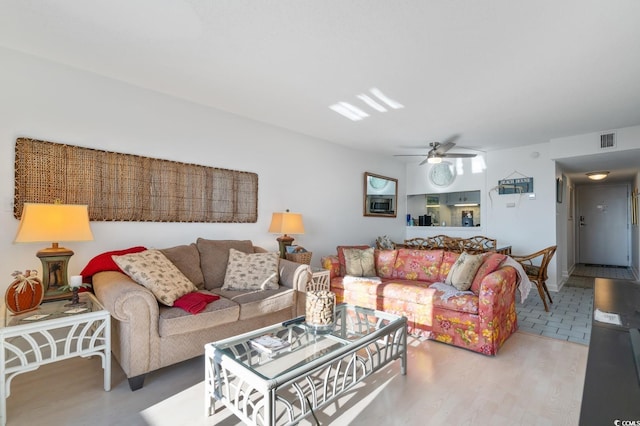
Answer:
[[158, 294, 239, 337], [336, 245, 370, 276], [437, 251, 460, 283], [222, 249, 280, 290], [392, 249, 444, 281], [213, 287, 295, 320], [470, 252, 508, 293], [160, 243, 205, 289], [445, 252, 484, 291], [333, 276, 479, 315], [113, 249, 198, 306], [374, 249, 398, 278], [331, 276, 383, 296], [343, 247, 376, 277], [196, 239, 254, 289]]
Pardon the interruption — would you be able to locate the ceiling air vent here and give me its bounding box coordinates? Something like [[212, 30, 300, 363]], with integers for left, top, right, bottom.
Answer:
[[600, 132, 616, 149]]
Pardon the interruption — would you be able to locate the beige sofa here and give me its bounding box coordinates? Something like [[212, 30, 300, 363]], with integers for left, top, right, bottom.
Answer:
[[92, 239, 309, 390]]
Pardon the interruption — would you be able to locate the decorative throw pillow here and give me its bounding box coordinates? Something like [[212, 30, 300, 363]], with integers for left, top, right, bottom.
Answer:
[[222, 248, 280, 291], [343, 247, 376, 277], [336, 245, 370, 276], [112, 249, 198, 306], [445, 252, 484, 291], [80, 246, 147, 283], [196, 239, 254, 289], [376, 235, 395, 250]]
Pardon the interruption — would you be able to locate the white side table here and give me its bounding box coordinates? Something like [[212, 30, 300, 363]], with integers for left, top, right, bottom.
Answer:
[[296, 268, 331, 316], [0, 292, 110, 426], [307, 268, 330, 292]]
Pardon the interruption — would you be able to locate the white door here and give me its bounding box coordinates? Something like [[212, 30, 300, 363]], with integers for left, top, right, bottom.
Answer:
[[577, 184, 629, 266]]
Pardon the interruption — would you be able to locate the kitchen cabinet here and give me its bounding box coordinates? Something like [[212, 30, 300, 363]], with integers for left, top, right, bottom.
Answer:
[[407, 190, 481, 227], [445, 191, 480, 205]]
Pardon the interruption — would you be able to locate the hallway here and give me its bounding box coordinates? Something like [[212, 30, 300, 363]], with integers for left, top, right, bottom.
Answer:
[[515, 264, 636, 345]]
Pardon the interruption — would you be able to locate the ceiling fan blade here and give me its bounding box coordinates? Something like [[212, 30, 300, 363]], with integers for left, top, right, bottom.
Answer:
[[419, 157, 431, 166], [442, 153, 477, 158], [433, 134, 460, 154], [435, 141, 455, 155], [442, 134, 461, 145], [393, 154, 427, 157]]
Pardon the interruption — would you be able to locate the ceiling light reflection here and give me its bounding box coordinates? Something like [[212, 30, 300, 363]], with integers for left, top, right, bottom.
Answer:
[[369, 88, 404, 109], [329, 102, 369, 121], [357, 94, 387, 112]]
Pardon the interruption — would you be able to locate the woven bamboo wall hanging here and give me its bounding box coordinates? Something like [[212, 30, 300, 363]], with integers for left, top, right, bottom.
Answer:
[[14, 138, 258, 223]]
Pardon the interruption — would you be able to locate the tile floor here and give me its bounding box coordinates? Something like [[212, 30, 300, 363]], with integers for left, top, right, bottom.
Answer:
[[515, 264, 636, 346]]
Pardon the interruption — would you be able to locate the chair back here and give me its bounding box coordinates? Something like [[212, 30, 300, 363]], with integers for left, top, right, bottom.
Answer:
[[537, 245, 557, 282], [402, 237, 431, 249], [460, 236, 497, 253], [513, 245, 557, 282]]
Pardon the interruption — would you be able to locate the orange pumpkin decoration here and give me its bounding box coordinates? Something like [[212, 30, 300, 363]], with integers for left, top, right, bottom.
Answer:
[[5, 270, 44, 314]]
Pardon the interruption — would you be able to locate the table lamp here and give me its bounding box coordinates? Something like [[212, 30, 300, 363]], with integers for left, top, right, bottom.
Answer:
[[268, 210, 304, 258], [14, 202, 94, 300]]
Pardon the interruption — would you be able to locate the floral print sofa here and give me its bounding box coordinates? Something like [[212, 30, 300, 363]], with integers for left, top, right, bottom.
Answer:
[[321, 247, 519, 355]]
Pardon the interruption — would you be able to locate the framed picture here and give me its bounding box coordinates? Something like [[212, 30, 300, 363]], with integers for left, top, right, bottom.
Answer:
[[556, 178, 563, 203]]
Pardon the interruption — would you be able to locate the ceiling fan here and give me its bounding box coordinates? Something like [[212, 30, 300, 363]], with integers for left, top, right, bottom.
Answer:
[[395, 135, 477, 165]]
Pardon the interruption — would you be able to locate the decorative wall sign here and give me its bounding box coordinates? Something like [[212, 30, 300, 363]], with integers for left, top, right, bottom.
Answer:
[[497, 177, 534, 194], [14, 138, 258, 223]]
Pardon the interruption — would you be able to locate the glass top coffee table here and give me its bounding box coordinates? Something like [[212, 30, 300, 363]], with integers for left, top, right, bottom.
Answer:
[[205, 303, 407, 425]]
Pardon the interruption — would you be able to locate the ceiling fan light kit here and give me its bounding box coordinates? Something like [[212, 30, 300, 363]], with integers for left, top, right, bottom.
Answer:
[[427, 154, 442, 164]]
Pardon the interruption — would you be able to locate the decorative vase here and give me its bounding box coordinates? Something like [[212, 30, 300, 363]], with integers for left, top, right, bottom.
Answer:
[[5, 270, 44, 314], [305, 290, 335, 334]]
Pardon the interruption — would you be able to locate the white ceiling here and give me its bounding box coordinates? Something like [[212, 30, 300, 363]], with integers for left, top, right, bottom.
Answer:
[[2, 1, 640, 175]]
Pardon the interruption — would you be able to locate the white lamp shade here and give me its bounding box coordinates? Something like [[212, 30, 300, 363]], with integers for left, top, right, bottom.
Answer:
[[14, 203, 94, 243], [268, 212, 305, 235]]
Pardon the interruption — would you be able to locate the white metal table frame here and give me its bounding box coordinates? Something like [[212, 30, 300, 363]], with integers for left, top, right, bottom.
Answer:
[[0, 292, 110, 426], [205, 304, 407, 425], [308, 268, 330, 292]]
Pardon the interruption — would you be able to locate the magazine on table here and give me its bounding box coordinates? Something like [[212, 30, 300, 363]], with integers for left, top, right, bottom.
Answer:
[[250, 334, 290, 354]]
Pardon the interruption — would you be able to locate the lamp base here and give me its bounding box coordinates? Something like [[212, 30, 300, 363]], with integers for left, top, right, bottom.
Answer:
[[37, 247, 74, 302], [276, 235, 295, 259]]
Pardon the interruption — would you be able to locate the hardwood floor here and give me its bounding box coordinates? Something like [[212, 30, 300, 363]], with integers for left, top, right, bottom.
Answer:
[[6, 331, 587, 426]]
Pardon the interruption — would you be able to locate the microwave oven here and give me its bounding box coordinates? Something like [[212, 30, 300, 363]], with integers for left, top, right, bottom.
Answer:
[[370, 197, 393, 213]]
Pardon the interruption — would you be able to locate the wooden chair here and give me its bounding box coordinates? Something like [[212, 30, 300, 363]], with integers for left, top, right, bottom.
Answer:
[[401, 237, 431, 249], [460, 236, 497, 254], [512, 245, 557, 311]]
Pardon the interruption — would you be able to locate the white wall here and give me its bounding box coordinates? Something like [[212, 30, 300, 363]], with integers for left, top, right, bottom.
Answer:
[[0, 47, 406, 294], [483, 144, 559, 288]]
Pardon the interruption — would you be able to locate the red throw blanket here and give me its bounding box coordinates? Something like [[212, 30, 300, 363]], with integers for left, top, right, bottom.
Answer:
[[173, 292, 220, 314]]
